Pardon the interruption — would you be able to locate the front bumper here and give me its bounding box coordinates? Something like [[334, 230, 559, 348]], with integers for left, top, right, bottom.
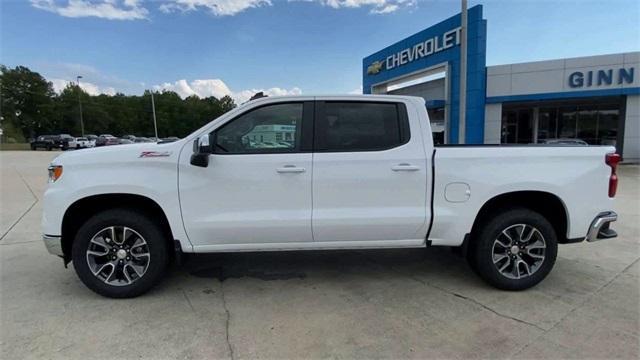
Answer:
[[43, 234, 63, 256], [586, 211, 618, 242]]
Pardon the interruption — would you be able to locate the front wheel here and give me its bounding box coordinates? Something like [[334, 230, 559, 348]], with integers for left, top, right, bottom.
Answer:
[[72, 209, 168, 298], [469, 208, 558, 290]]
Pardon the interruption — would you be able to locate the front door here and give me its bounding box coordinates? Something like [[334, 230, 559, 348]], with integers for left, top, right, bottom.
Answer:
[[179, 101, 314, 248], [311, 100, 429, 243]]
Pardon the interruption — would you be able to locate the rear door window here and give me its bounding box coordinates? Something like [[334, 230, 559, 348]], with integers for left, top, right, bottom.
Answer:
[[314, 102, 409, 152]]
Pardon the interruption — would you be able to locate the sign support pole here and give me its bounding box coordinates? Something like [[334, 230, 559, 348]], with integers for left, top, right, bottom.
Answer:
[[459, 0, 468, 144]]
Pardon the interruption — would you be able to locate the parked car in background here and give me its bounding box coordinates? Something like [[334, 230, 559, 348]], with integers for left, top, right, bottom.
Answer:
[[57, 134, 74, 150], [539, 138, 589, 146], [69, 137, 95, 149], [121, 135, 136, 141], [30, 135, 58, 150], [86, 134, 98, 142], [134, 137, 152, 143], [95, 135, 119, 147], [118, 138, 134, 145], [159, 136, 180, 143]]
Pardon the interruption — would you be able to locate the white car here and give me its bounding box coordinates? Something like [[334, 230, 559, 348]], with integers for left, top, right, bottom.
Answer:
[[42, 95, 619, 298], [68, 137, 95, 149]]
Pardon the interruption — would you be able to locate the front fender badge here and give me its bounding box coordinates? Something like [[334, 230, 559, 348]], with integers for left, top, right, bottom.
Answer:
[[139, 151, 172, 158]]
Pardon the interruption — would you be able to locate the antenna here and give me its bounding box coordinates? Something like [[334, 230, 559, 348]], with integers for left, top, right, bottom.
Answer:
[[249, 92, 267, 101]]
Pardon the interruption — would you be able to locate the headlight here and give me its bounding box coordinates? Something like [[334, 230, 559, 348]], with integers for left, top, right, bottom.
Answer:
[[48, 165, 63, 183]]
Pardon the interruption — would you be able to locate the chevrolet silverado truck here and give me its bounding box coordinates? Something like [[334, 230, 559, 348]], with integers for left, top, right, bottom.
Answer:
[[42, 95, 620, 298]]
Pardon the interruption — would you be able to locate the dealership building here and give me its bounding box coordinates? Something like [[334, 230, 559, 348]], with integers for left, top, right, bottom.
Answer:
[[363, 5, 639, 162]]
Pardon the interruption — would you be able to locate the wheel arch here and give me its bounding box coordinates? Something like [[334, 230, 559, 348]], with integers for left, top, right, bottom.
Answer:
[[61, 193, 175, 264], [468, 191, 570, 246]]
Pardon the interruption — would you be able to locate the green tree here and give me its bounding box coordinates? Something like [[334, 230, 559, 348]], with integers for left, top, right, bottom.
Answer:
[[0, 65, 56, 141], [1, 65, 238, 141]]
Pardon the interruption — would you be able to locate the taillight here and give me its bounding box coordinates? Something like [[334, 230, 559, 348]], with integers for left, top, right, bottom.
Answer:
[[605, 153, 621, 198]]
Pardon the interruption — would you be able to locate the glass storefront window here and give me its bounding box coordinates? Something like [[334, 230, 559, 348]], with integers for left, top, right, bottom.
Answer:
[[502, 97, 621, 149], [517, 109, 533, 143], [577, 106, 598, 144], [558, 106, 577, 139], [427, 107, 445, 144], [501, 108, 533, 144], [598, 106, 619, 146], [502, 110, 517, 143], [537, 108, 557, 140]]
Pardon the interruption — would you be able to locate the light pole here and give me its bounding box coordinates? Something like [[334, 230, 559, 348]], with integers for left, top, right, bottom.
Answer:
[[76, 76, 85, 136], [150, 91, 159, 140]]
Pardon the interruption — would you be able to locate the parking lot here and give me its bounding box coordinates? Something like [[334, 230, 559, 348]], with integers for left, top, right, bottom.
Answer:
[[1, 150, 638, 359]]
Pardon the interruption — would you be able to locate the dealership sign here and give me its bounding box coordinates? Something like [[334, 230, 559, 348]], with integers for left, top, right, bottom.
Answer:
[[363, 5, 487, 144], [367, 27, 462, 75], [568, 67, 635, 88]]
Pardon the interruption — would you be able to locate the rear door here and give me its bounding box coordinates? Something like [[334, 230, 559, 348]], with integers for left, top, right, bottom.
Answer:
[[311, 99, 429, 243]]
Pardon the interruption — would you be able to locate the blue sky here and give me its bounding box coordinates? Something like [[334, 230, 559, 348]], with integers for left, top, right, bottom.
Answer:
[[1, 0, 639, 102]]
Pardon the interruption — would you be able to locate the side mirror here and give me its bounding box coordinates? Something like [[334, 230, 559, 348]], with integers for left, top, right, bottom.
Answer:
[[190, 134, 212, 167]]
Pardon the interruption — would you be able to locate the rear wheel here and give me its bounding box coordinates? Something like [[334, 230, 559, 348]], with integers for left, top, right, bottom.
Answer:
[[72, 209, 168, 298], [46, 145, 52, 151], [469, 208, 557, 290]]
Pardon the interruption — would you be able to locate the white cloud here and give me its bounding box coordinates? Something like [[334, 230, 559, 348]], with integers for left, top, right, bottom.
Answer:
[[295, 0, 414, 14], [39, 62, 143, 95], [159, 0, 272, 16], [31, 0, 411, 19], [233, 86, 302, 103], [30, 0, 148, 20], [371, 3, 398, 14], [46, 71, 299, 101], [153, 78, 302, 103], [50, 78, 117, 95]]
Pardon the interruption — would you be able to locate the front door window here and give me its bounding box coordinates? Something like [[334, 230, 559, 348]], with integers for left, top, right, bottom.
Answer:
[[214, 103, 303, 154]]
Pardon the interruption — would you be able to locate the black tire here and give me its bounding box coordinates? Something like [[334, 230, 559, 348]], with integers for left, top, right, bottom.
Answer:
[[72, 208, 168, 298], [469, 208, 557, 291], [31, 145, 36, 151], [47, 145, 52, 151]]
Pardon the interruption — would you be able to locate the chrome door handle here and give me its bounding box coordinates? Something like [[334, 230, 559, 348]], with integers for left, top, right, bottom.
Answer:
[[391, 163, 420, 172], [276, 165, 306, 173]]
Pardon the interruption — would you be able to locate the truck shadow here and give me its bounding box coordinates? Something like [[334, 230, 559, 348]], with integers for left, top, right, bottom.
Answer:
[[167, 246, 473, 284]]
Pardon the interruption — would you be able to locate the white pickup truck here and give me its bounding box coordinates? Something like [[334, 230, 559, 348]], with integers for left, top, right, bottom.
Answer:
[[42, 95, 620, 298], [68, 137, 95, 149]]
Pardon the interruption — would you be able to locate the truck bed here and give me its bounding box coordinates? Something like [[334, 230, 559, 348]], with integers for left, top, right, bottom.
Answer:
[[428, 145, 616, 246]]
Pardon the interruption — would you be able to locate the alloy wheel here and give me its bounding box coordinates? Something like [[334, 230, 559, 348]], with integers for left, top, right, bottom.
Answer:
[[491, 224, 546, 280], [86, 226, 150, 286]]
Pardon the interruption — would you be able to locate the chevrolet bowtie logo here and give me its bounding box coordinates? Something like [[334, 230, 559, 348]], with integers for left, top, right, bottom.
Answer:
[[367, 61, 383, 75]]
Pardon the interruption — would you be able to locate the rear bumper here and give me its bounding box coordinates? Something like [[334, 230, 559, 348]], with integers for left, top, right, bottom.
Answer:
[[586, 211, 618, 242], [43, 234, 63, 257]]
